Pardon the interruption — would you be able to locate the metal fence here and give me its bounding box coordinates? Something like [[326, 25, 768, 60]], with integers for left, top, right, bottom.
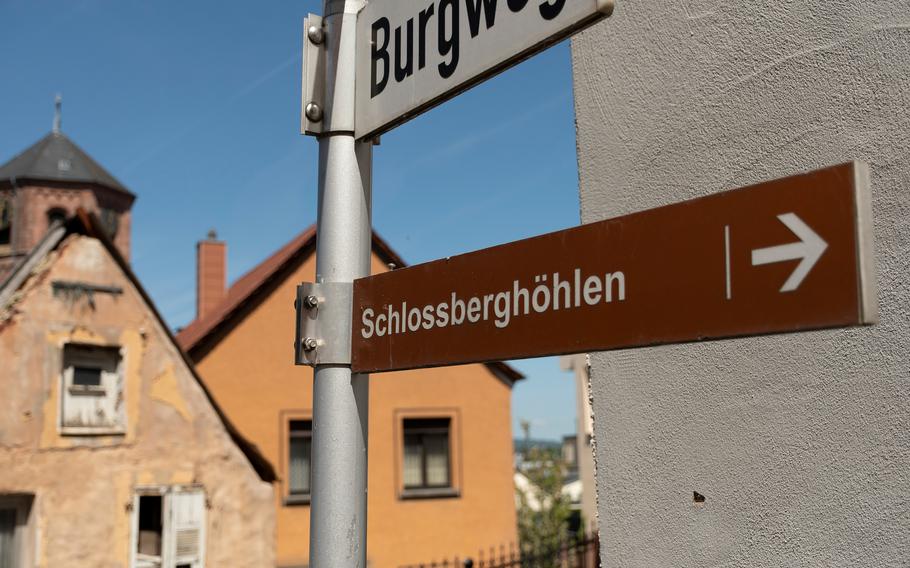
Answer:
[[401, 532, 601, 568]]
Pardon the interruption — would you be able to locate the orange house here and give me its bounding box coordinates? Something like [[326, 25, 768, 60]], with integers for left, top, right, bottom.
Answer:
[[177, 228, 522, 568]]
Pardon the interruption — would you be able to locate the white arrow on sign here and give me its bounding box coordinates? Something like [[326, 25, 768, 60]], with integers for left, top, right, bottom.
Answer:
[[752, 213, 828, 293]]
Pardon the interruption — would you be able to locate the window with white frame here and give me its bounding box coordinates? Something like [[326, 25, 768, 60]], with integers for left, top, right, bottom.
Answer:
[[131, 487, 206, 568], [61, 344, 125, 434]]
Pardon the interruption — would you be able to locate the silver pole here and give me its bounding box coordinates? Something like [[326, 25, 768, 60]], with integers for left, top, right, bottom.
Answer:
[[310, 1, 372, 567]]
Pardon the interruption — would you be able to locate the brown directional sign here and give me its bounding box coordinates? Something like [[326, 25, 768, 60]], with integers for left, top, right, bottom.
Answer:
[[352, 162, 877, 373]]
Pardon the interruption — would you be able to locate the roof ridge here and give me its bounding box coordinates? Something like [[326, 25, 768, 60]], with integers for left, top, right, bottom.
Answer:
[[227, 225, 316, 297], [0, 209, 276, 482], [176, 227, 524, 384], [176, 226, 317, 351]]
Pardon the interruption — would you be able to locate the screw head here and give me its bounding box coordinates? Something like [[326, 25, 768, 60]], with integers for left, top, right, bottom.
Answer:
[[305, 102, 323, 123], [307, 24, 325, 45], [303, 337, 318, 352], [304, 295, 319, 309]]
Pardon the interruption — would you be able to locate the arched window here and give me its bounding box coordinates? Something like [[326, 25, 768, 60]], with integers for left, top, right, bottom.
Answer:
[[0, 197, 11, 247], [47, 207, 67, 227], [99, 209, 119, 239]]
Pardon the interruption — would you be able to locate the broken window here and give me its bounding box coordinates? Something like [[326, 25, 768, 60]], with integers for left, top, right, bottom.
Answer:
[[0, 495, 34, 568], [61, 344, 125, 434], [137, 496, 163, 558], [0, 508, 14, 568], [132, 488, 205, 568], [73, 366, 103, 388]]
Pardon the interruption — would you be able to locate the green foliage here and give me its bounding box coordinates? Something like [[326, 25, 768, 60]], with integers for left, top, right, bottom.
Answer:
[[516, 446, 573, 561]]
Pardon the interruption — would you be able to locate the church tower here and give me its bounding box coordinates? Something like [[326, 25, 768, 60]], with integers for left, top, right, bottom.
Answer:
[[0, 97, 135, 280]]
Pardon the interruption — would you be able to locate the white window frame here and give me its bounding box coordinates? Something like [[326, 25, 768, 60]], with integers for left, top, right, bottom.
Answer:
[[129, 486, 206, 568], [59, 343, 126, 436]]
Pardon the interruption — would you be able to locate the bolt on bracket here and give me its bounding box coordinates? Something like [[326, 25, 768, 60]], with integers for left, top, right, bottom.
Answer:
[[295, 281, 353, 366], [301, 13, 326, 136]]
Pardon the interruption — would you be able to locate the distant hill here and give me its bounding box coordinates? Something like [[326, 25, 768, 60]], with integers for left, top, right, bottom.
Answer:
[[514, 438, 562, 454]]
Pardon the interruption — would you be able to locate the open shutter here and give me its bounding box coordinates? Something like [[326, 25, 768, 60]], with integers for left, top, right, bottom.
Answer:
[[166, 490, 206, 568]]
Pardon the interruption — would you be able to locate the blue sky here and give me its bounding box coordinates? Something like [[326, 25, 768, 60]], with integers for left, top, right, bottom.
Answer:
[[0, 0, 582, 441]]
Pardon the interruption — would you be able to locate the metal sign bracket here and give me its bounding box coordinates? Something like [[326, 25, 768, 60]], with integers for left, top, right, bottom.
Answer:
[[295, 282, 353, 366], [301, 14, 326, 136]]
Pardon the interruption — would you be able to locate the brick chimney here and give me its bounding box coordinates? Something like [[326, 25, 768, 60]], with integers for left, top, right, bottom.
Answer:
[[196, 230, 226, 319]]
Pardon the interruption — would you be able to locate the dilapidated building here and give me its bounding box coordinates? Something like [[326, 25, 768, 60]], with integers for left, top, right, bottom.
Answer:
[[0, 129, 276, 567]]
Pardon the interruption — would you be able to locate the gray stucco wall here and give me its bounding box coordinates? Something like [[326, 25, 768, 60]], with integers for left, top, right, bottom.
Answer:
[[571, 2, 909, 567]]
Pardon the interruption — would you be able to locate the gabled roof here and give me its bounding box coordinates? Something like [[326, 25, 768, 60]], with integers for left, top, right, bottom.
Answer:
[[0, 210, 276, 482], [0, 131, 133, 197], [176, 228, 525, 385]]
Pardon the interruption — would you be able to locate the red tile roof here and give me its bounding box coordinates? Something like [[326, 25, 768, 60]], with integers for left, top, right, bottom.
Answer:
[[176, 228, 524, 384], [177, 226, 316, 351]]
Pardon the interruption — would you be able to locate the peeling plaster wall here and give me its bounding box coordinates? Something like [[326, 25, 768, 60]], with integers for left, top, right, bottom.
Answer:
[[0, 235, 274, 567], [571, 2, 910, 566]]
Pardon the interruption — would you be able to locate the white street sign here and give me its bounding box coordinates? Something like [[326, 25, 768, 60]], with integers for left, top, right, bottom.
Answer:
[[354, 0, 614, 139]]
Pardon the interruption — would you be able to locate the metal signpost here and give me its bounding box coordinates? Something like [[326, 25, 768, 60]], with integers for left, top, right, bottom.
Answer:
[[298, 2, 877, 566], [300, 2, 619, 565], [301, 1, 372, 567], [351, 163, 877, 373]]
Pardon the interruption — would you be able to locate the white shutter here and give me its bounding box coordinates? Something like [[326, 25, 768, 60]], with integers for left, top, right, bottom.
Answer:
[[166, 490, 206, 568], [61, 361, 103, 429]]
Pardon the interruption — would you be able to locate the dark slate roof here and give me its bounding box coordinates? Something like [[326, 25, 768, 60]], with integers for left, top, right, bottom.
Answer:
[[0, 132, 133, 196]]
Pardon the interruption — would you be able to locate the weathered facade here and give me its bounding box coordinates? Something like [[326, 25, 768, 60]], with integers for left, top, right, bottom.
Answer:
[[177, 229, 523, 568], [0, 214, 275, 567], [0, 126, 276, 567], [572, 2, 909, 566]]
